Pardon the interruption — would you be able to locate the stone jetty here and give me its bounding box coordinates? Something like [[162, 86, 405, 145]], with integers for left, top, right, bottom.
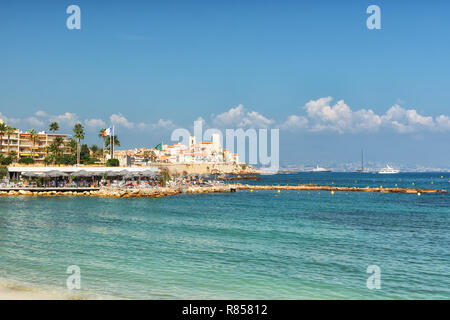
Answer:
[[236, 183, 448, 194]]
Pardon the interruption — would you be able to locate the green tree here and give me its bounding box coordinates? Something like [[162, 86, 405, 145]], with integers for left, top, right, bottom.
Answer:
[[49, 122, 59, 133], [65, 138, 77, 154], [80, 144, 91, 164], [0, 122, 7, 153], [73, 123, 85, 165], [8, 150, 17, 162], [0, 166, 7, 178], [0, 154, 12, 165], [45, 137, 64, 165], [44, 153, 55, 165], [27, 129, 39, 161], [149, 150, 157, 162], [143, 150, 157, 163], [56, 154, 76, 165], [90, 144, 103, 158], [5, 125, 16, 155], [18, 157, 35, 165], [104, 135, 120, 148], [106, 158, 119, 167], [98, 128, 107, 159]]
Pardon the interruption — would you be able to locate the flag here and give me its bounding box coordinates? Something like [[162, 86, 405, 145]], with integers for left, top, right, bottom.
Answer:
[[102, 128, 111, 136], [155, 143, 163, 151]]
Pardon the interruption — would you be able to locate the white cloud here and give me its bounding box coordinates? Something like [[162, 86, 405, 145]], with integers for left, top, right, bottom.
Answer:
[[436, 115, 450, 132], [156, 118, 175, 128], [2, 98, 450, 141], [213, 104, 274, 128], [242, 111, 274, 128], [26, 117, 45, 127], [50, 112, 79, 127], [213, 104, 245, 127], [281, 115, 308, 131], [353, 109, 382, 132], [84, 118, 106, 130], [110, 113, 134, 129], [381, 104, 435, 133], [35, 110, 48, 117], [0, 112, 21, 126], [137, 118, 176, 131], [285, 97, 450, 134], [302, 97, 382, 133]]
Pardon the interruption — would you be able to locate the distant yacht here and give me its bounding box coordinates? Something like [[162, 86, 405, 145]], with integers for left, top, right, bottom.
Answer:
[[311, 165, 331, 172], [378, 165, 400, 174], [355, 149, 369, 173]]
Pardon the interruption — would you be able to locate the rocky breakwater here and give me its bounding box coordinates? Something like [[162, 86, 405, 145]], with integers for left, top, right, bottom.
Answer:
[[94, 185, 237, 198], [0, 185, 237, 198], [237, 183, 448, 194]]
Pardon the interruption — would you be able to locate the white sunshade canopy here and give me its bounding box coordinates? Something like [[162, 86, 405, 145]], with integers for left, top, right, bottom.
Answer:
[[7, 166, 159, 175]]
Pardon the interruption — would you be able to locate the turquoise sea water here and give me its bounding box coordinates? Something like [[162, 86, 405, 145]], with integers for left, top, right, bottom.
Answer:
[[0, 173, 449, 299]]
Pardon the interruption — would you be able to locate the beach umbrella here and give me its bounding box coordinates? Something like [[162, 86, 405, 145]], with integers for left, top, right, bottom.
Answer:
[[45, 170, 69, 178], [122, 172, 135, 180], [88, 171, 104, 177], [141, 170, 157, 178], [105, 171, 121, 178], [22, 172, 44, 178], [72, 170, 91, 178]]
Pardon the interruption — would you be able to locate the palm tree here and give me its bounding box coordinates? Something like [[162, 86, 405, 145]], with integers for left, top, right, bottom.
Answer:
[[65, 138, 77, 154], [104, 135, 120, 148], [143, 150, 150, 164], [73, 123, 85, 165], [54, 137, 64, 157], [49, 122, 59, 133], [27, 129, 39, 161], [8, 150, 17, 164], [46, 143, 57, 165], [46, 137, 64, 165], [90, 144, 102, 158], [148, 150, 157, 163], [98, 128, 107, 160], [5, 125, 16, 155], [105, 134, 120, 155], [0, 122, 7, 154], [104, 134, 120, 159]]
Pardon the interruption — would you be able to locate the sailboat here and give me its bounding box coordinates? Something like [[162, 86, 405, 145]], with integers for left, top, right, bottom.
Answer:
[[355, 149, 369, 173]]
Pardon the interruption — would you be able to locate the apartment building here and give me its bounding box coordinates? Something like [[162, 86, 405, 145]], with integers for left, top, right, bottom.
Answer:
[[0, 118, 70, 163]]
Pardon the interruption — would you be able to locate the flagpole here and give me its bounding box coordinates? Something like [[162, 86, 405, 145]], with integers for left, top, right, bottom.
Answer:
[[112, 125, 115, 159], [110, 127, 112, 160]]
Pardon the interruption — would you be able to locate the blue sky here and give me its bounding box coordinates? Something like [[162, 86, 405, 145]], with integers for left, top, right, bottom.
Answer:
[[1, 0, 450, 168]]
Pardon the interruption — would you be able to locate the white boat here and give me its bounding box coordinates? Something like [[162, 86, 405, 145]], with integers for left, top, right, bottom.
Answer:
[[378, 165, 399, 174], [311, 165, 331, 172]]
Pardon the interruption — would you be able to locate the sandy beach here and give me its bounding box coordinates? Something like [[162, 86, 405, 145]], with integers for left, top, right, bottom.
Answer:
[[0, 283, 73, 300]]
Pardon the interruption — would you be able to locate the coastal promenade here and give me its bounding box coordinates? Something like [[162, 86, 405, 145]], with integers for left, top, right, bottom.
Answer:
[[0, 187, 99, 192]]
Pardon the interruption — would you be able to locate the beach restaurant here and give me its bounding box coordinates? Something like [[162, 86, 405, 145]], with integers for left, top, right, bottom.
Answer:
[[5, 166, 160, 188]]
